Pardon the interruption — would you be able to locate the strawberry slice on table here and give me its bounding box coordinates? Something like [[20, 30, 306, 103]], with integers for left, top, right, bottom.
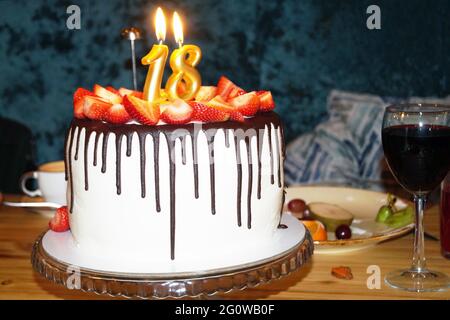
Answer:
[[73, 88, 95, 119], [228, 91, 260, 116], [104, 104, 131, 124], [216, 76, 245, 100], [161, 99, 194, 125], [195, 86, 217, 102], [189, 101, 230, 123], [123, 95, 160, 125], [206, 95, 235, 113], [83, 96, 112, 120], [49, 206, 70, 232], [118, 87, 143, 99], [93, 84, 123, 104], [257, 90, 275, 112]]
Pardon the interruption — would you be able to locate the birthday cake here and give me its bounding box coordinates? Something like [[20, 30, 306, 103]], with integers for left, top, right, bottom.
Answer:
[[56, 9, 285, 264], [63, 78, 284, 263]]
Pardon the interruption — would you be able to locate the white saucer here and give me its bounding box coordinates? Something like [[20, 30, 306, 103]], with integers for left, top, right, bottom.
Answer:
[[41, 214, 306, 275]]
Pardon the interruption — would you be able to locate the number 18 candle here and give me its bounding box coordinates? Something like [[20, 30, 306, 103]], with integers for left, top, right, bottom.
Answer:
[[142, 7, 169, 103], [165, 12, 202, 101]]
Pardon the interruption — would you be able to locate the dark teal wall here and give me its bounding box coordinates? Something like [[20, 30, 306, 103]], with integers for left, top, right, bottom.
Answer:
[[1, 0, 449, 163]]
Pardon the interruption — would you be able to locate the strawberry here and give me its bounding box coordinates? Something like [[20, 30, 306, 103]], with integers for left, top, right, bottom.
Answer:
[[123, 95, 160, 125], [73, 88, 95, 119], [161, 99, 193, 125], [230, 111, 245, 122], [195, 86, 217, 102], [104, 104, 131, 124], [49, 206, 70, 232], [228, 91, 260, 116], [216, 76, 244, 100], [83, 96, 112, 120], [257, 90, 275, 112], [106, 86, 120, 95], [189, 101, 230, 123], [94, 84, 123, 104], [118, 87, 143, 99], [206, 95, 235, 113], [227, 86, 246, 101]]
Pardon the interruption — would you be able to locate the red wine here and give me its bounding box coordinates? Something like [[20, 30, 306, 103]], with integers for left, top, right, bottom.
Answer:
[[382, 124, 450, 194], [440, 183, 450, 258]]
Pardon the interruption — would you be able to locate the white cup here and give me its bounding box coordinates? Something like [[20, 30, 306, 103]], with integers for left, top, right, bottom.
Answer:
[[20, 160, 67, 205]]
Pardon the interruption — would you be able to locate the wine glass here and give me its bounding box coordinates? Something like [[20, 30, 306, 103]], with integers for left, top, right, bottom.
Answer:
[[382, 103, 450, 292]]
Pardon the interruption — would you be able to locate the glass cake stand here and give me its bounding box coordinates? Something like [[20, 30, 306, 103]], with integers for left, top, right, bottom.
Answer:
[[31, 220, 313, 299]]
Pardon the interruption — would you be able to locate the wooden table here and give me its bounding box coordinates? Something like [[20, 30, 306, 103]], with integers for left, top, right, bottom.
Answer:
[[0, 195, 448, 300]]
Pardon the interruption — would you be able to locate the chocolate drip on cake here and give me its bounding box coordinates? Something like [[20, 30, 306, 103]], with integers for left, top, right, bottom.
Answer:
[[101, 132, 110, 173], [206, 129, 217, 215], [245, 136, 253, 229], [191, 129, 200, 199], [138, 134, 147, 198], [267, 124, 274, 185], [65, 112, 284, 259], [93, 132, 101, 166]]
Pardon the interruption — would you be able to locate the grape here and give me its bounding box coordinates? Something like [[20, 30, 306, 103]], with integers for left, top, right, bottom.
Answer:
[[287, 199, 307, 213], [335, 224, 352, 240]]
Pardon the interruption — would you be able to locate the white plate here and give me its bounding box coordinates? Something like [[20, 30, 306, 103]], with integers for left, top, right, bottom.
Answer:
[[42, 214, 306, 274], [286, 186, 414, 254]]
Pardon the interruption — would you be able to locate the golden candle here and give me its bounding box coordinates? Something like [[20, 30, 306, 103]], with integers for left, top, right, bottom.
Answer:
[[142, 7, 169, 102], [165, 12, 202, 101]]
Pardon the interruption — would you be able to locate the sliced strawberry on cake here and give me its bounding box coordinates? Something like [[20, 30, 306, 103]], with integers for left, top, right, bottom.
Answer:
[[94, 84, 123, 104], [257, 90, 275, 112], [216, 76, 245, 100], [118, 87, 143, 99], [83, 95, 112, 120], [49, 206, 70, 232], [73, 88, 95, 119], [104, 103, 131, 124], [206, 95, 235, 113], [228, 91, 260, 116], [195, 86, 217, 102], [161, 99, 194, 125], [123, 95, 160, 125], [189, 101, 230, 123]]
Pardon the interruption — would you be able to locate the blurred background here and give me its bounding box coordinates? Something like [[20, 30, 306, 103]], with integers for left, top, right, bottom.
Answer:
[[1, 0, 450, 192]]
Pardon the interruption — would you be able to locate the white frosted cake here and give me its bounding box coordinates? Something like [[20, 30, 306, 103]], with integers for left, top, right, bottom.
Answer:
[[63, 78, 285, 264]]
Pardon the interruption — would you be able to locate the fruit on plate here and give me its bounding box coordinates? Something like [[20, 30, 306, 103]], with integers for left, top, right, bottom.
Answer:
[[257, 90, 275, 112], [301, 220, 327, 241], [161, 99, 194, 125], [228, 91, 260, 116], [195, 86, 217, 102], [384, 206, 414, 228], [335, 224, 352, 240], [83, 96, 112, 120], [93, 84, 123, 104], [123, 95, 160, 125], [308, 202, 354, 232], [73, 88, 95, 119], [49, 206, 70, 232], [287, 198, 307, 214], [189, 101, 230, 122]]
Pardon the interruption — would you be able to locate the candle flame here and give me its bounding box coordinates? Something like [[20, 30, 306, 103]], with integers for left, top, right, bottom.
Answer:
[[155, 7, 166, 42], [173, 12, 183, 47]]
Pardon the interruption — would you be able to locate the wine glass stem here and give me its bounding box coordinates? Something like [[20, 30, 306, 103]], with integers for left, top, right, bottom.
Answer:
[[412, 195, 427, 272]]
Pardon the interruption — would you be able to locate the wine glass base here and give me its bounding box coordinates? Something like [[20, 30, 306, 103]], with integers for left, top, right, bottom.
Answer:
[[385, 268, 449, 292]]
